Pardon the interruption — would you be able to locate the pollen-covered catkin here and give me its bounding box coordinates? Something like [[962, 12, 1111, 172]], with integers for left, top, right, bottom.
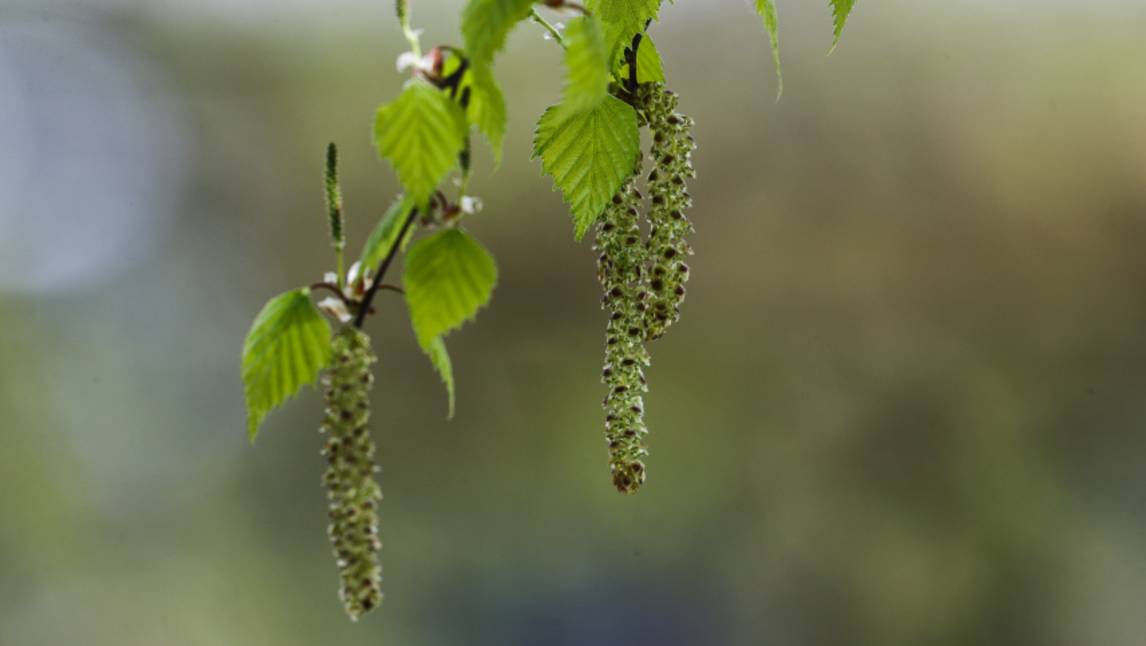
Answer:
[[594, 168, 651, 495], [640, 85, 696, 341], [320, 327, 382, 620]]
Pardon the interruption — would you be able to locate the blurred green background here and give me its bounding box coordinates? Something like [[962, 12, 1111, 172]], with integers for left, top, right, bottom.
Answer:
[[2, 1, 1145, 644]]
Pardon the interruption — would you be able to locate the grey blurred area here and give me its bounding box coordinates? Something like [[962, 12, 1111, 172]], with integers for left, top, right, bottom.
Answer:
[[1, 0, 1145, 644]]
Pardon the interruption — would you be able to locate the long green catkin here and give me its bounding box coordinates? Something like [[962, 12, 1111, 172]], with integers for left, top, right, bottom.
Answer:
[[324, 143, 345, 252], [595, 164, 651, 495], [320, 327, 382, 620], [640, 85, 695, 341]]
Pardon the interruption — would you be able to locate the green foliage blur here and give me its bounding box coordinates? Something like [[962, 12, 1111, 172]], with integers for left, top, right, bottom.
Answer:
[[1, 1, 1145, 644]]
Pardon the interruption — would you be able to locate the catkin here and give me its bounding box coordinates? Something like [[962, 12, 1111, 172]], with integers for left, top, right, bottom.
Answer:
[[640, 85, 695, 341], [324, 143, 345, 252], [320, 327, 383, 620], [595, 166, 651, 495]]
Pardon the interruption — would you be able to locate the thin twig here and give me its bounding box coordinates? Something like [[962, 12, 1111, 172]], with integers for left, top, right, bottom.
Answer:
[[397, 0, 421, 58], [530, 8, 566, 48], [354, 208, 420, 329], [311, 282, 353, 306]]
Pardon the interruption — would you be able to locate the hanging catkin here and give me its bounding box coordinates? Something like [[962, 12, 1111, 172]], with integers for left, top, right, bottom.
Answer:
[[640, 84, 695, 341], [320, 327, 383, 620], [594, 164, 652, 495]]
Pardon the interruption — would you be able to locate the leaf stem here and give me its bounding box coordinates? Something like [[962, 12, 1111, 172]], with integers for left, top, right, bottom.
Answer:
[[354, 207, 420, 329], [311, 282, 353, 306], [530, 8, 566, 48], [397, 0, 421, 58]]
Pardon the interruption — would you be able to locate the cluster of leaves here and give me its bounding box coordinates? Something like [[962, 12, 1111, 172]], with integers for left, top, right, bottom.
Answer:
[[241, 173, 496, 442], [241, 0, 862, 460], [240, 0, 861, 620], [243, 57, 500, 444]]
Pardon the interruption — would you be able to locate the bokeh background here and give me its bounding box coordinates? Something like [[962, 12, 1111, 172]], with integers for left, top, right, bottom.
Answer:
[[2, 0, 1145, 644]]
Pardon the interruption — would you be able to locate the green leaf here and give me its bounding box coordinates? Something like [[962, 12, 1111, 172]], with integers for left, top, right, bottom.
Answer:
[[461, 0, 535, 68], [636, 36, 665, 82], [755, 0, 783, 97], [467, 67, 508, 162], [598, 18, 630, 71], [588, 0, 661, 45], [593, 2, 659, 71], [829, 0, 858, 52], [403, 229, 498, 350], [460, 0, 532, 160], [360, 194, 416, 270], [616, 33, 664, 84], [558, 16, 610, 117], [242, 289, 333, 442], [426, 336, 456, 419], [533, 95, 641, 240], [374, 81, 467, 208]]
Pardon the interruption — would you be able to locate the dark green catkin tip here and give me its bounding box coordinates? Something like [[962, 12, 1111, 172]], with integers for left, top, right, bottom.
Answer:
[[325, 142, 345, 251], [595, 162, 651, 495], [321, 327, 382, 620]]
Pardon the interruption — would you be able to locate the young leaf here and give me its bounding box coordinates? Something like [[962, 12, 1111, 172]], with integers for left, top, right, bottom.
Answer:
[[374, 81, 467, 208], [755, 0, 783, 96], [242, 288, 333, 442], [616, 33, 665, 84], [467, 67, 508, 162], [426, 336, 456, 419], [461, 0, 532, 160], [558, 16, 610, 117], [593, 2, 659, 71], [403, 229, 498, 350], [829, 0, 858, 52], [533, 95, 641, 240], [588, 0, 661, 44], [598, 18, 629, 71], [360, 194, 416, 270], [461, 0, 535, 68]]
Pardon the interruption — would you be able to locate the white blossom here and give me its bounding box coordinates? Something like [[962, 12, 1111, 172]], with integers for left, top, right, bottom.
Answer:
[[318, 297, 353, 324], [461, 196, 483, 216], [395, 51, 421, 73]]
